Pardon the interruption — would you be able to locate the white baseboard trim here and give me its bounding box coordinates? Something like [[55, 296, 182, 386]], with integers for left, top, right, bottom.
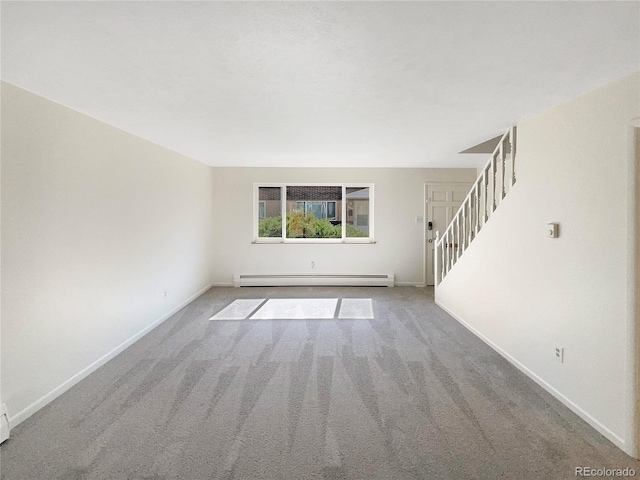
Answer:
[[9, 283, 214, 428], [213, 280, 413, 288], [435, 298, 627, 453]]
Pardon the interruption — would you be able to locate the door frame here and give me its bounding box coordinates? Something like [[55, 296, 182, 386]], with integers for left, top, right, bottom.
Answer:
[[627, 122, 639, 457]]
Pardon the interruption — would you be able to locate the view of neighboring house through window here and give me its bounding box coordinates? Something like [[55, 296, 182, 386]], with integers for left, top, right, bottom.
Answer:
[[346, 187, 370, 237], [287, 186, 342, 238], [258, 187, 282, 238], [255, 184, 373, 242], [295, 201, 337, 220]]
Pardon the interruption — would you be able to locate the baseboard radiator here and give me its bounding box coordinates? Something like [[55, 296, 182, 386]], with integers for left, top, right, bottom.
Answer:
[[233, 274, 395, 288]]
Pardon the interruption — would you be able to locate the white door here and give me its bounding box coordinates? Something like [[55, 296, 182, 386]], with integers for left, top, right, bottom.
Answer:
[[426, 184, 472, 286]]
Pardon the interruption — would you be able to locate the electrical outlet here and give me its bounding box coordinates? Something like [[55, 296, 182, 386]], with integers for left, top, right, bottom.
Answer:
[[311, 261, 315, 269], [555, 346, 564, 363], [415, 216, 424, 224], [163, 290, 168, 299]]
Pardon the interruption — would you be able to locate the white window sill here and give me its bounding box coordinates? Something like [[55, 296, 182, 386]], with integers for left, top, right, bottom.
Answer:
[[252, 239, 376, 245]]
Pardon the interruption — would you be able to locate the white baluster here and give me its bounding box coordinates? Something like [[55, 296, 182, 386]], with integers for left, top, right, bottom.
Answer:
[[511, 126, 517, 185], [465, 195, 473, 247], [500, 138, 506, 200], [451, 222, 455, 265], [446, 231, 450, 274], [451, 229, 454, 269], [448, 227, 453, 269], [475, 181, 481, 234], [461, 203, 466, 253], [484, 168, 489, 223], [448, 229, 452, 270], [468, 192, 473, 242], [456, 217, 460, 262], [441, 231, 446, 279], [465, 198, 470, 245], [468, 196, 473, 244], [434, 231, 440, 285], [492, 153, 497, 212]]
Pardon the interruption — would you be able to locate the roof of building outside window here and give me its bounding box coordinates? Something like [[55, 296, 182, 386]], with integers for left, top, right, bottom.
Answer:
[[259, 186, 367, 201]]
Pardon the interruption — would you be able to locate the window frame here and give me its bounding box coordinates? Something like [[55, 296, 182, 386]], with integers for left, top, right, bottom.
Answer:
[[253, 183, 375, 244]]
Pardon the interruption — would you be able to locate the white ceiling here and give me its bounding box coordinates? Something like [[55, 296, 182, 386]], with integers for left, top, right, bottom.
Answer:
[[2, 1, 639, 168]]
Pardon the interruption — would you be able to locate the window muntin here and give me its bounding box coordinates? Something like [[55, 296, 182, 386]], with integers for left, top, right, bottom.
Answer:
[[254, 184, 373, 242]]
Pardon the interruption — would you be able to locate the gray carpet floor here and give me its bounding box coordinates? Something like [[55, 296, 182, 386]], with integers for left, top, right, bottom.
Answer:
[[1, 286, 638, 479]]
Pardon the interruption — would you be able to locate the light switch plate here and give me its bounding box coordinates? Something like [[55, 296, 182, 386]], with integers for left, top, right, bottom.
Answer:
[[547, 223, 559, 238]]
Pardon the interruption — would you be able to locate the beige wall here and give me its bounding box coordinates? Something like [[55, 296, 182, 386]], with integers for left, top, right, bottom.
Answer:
[[436, 72, 640, 454], [1, 83, 215, 425], [212, 168, 476, 285], [0, 82, 477, 428]]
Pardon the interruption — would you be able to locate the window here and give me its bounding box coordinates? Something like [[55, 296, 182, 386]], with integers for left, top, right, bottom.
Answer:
[[346, 187, 370, 237], [257, 187, 283, 238], [327, 201, 337, 220], [254, 184, 374, 243]]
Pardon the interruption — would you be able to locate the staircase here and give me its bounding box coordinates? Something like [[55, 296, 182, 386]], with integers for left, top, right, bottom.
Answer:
[[435, 126, 517, 284]]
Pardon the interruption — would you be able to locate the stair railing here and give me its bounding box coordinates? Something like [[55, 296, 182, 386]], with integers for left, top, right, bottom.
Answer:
[[435, 126, 517, 285]]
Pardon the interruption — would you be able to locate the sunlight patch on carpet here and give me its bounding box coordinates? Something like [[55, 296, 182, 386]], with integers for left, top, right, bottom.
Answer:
[[250, 298, 338, 320], [209, 299, 266, 320], [338, 298, 374, 319], [210, 298, 375, 321]]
